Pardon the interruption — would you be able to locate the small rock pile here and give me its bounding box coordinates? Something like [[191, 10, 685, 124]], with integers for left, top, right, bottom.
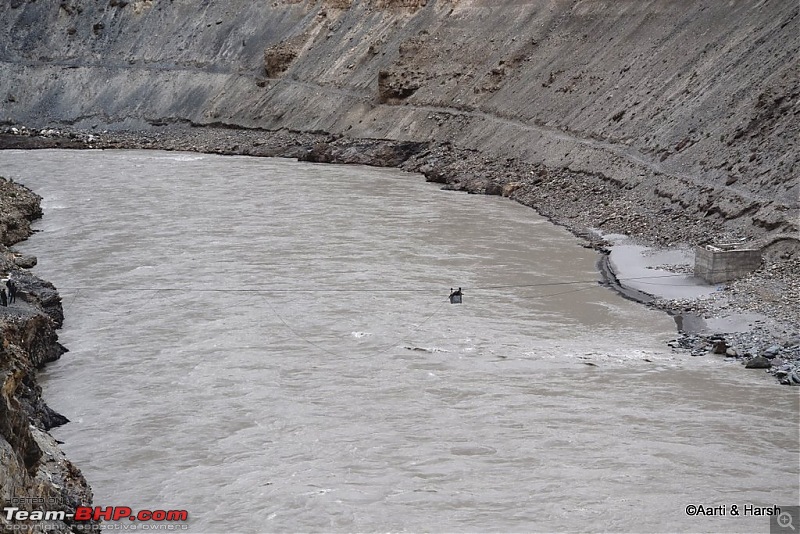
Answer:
[[1, 124, 99, 148], [668, 330, 800, 385]]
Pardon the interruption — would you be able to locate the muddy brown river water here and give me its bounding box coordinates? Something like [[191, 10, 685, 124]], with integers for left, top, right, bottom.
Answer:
[[2, 149, 797, 533]]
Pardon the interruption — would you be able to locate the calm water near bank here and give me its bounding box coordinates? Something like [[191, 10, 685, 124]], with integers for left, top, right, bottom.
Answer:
[[2, 149, 797, 533]]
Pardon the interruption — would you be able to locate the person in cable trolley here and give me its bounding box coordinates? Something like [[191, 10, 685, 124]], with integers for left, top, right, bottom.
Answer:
[[449, 287, 462, 304]]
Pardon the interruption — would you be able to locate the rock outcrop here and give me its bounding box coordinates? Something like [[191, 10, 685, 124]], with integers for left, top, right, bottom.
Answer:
[[0, 177, 96, 534], [0, 178, 42, 247]]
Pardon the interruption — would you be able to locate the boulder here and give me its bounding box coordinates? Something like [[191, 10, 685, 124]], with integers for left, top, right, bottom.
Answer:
[[744, 355, 771, 369], [711, 339, 728, 354], [12, 254, 36, 268]]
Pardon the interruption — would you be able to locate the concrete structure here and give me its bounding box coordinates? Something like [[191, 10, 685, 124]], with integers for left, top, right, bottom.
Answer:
[[694, 243, 762, 284]]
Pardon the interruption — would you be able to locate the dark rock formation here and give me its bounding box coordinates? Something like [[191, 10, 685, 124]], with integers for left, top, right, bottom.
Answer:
[[0, 178, 42, 246], [745, 355, 772, 369], [0, 177, 96, 533], [264, 41, 299, 78]]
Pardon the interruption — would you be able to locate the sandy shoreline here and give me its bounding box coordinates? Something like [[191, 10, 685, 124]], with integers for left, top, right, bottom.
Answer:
[[2, 124, 799, 386]]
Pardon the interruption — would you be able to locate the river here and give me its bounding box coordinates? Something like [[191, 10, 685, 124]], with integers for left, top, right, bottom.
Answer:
[[1, 149, 797, 533]]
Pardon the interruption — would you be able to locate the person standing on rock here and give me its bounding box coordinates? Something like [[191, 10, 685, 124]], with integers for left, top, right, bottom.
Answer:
[[0, 286, 6, 307], [6, 277, 16, 304]]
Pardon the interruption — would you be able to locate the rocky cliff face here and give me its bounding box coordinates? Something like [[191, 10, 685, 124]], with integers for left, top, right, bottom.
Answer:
[[0, 178, 96, 534], [0, 178, 41, 247], [0, 0, 797, 239]]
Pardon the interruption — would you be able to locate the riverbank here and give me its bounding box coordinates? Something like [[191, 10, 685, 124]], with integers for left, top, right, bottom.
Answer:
[[0, 176, 97, 533], [1, 124, 799, 387]]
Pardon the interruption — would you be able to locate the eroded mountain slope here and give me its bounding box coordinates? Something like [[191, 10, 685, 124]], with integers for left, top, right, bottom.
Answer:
[[0, 0, 797, 240]]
